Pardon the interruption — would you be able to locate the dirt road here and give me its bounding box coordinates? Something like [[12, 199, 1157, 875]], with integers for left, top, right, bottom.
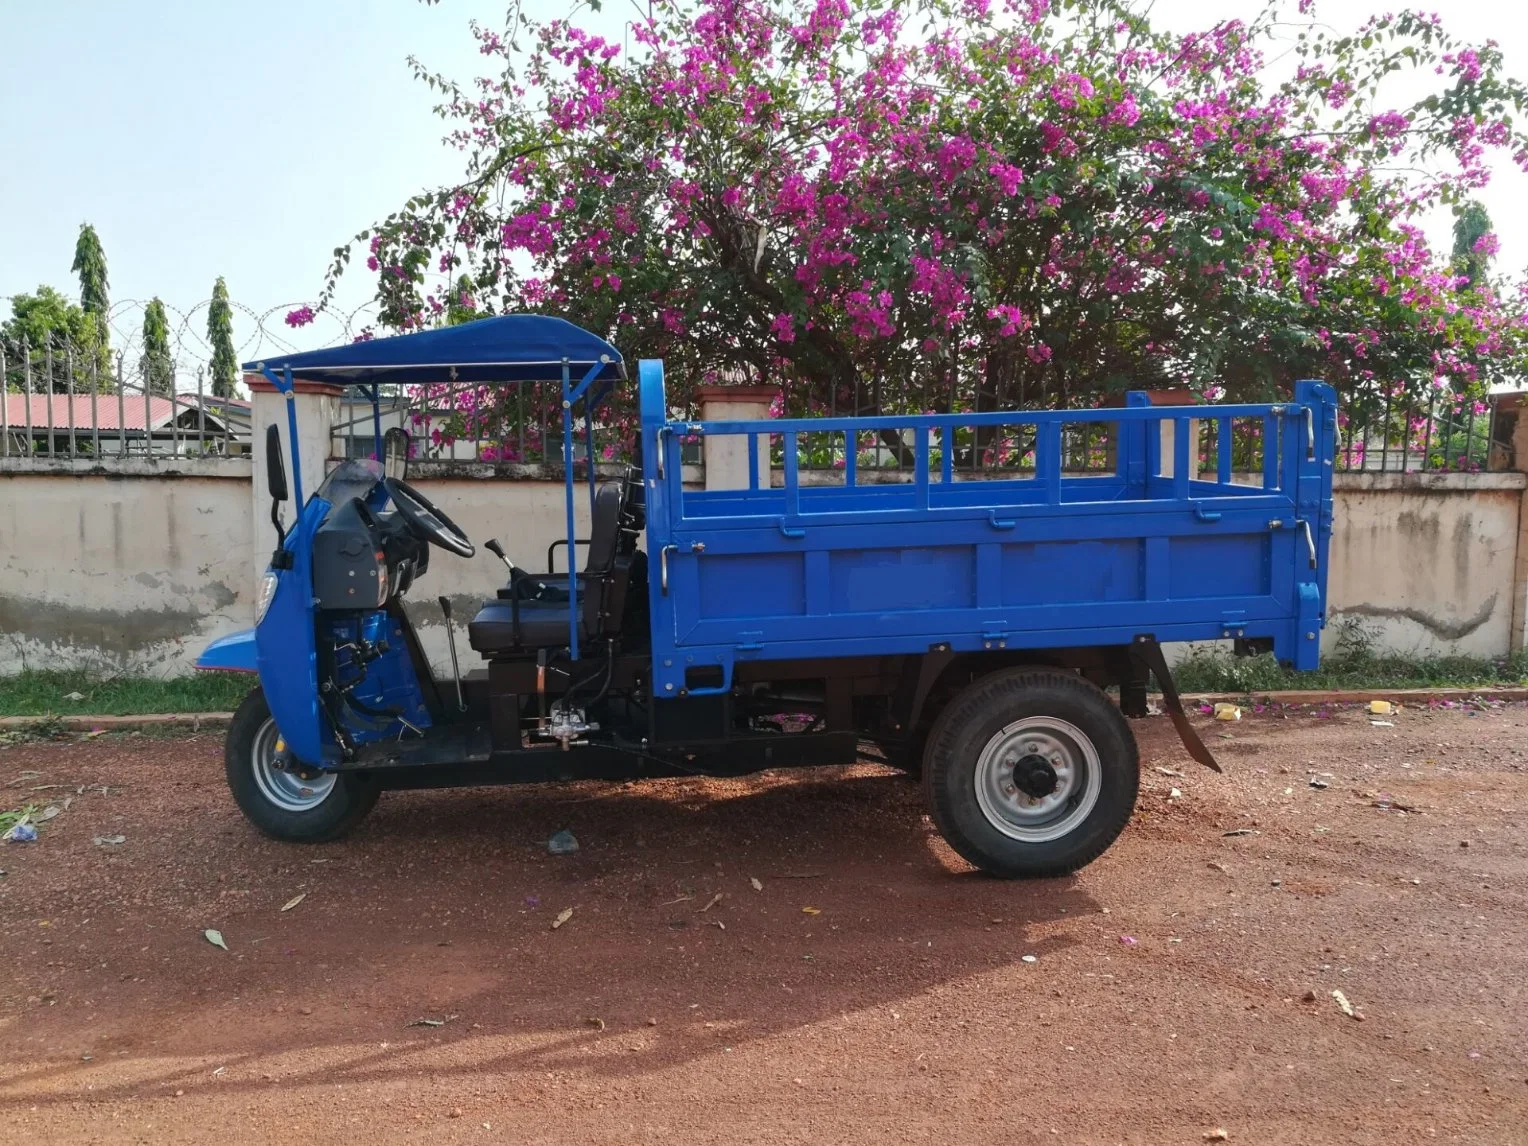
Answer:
[[0, 703, 1525, 1144]]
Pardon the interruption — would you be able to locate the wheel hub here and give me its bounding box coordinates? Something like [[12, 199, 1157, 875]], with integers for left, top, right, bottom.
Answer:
[[1013, 754, 1059, 798], [251, 718, 337, 813], [973, 717, 1104, 843]]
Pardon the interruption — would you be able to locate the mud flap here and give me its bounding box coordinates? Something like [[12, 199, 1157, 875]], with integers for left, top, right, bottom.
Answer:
[[1129, 635, 1222, 774]]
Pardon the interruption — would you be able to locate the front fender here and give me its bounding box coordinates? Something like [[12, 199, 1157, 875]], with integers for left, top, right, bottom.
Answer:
[[196, 628, 258, 673]]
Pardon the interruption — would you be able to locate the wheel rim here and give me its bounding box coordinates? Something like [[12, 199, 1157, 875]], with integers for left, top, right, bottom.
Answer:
[[250, 718, 337, 813], [973, 716, 1103, 843]]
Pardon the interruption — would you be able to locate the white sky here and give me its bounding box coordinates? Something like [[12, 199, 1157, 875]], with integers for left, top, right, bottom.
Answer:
[[1, 0, 1524, 369]]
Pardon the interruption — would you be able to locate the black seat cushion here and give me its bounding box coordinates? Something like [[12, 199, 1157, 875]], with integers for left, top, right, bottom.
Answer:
[[469, 599, 581, 653]]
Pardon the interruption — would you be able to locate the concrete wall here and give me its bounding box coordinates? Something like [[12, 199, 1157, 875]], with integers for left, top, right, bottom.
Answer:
[[3, 457, 1526, 677], [0, 464, 607, 677], [1327, 472, 1526, 658], [0, 458, 254, 675]]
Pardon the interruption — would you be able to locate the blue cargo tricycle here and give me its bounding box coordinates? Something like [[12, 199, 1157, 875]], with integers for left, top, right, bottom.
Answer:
[[199, 315, 1335, 877]]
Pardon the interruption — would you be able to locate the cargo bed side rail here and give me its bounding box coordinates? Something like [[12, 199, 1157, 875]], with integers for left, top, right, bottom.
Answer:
[[638, 365, 1337, 698]]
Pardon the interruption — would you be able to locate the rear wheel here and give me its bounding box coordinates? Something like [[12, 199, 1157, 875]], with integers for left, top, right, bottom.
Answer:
[[922, 668, 1138, 878], [225, 687, 380, 842]]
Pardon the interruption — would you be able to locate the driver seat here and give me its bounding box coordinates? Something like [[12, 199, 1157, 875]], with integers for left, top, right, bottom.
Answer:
[[467, 483, 630, 655]]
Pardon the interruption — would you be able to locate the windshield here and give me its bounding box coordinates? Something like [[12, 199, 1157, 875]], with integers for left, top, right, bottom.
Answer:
[[315, 459, 385, 507]]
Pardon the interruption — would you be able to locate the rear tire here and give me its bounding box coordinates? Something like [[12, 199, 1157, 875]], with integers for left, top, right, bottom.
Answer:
[[225, 687, 380, 842], [922, 668, 1138, 878]]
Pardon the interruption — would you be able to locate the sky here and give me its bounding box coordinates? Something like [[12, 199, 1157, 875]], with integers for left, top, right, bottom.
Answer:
[[2, 0, 1526, 373]]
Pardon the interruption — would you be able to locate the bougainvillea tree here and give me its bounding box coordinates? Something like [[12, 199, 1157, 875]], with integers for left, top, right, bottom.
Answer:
[[310, 0, 1528, 461]]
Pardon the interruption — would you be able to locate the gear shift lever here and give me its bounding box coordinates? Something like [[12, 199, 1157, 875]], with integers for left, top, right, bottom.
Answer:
[[484, 536, 547, 603], [483, 537, 516, 574]]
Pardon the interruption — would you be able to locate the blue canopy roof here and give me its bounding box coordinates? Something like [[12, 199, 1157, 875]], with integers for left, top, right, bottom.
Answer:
[[245, 315, 623, 386]]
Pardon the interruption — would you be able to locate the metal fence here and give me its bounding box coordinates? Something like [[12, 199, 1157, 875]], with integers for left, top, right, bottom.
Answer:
[[332, 379, 635, 467], [8, 335, 1500, 479], [1, 340, 248, 459], [1335, 389, 1494, 473]]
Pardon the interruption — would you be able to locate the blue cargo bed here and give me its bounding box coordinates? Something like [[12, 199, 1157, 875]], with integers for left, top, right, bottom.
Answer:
[[639, 366, 1335, 698]]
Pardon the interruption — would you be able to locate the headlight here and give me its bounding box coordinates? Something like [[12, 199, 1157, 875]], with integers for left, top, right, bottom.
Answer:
[[255, 570, 279, 624]]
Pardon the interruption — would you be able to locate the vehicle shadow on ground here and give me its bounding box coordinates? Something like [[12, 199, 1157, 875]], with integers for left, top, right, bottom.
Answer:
[[0, 766, 1099, 1107]]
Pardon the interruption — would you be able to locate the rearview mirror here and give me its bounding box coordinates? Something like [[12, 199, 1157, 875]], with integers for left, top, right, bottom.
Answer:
[[265, 424, 289, 502], [383, 427, 411, 481]]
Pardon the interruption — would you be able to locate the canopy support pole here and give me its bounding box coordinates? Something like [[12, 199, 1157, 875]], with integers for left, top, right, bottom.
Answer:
[[560, 359, 580, 662], [560, 358, 612, 662], [370, 383, 383, 460]]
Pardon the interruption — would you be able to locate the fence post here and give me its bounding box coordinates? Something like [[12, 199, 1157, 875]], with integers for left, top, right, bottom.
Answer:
[[65, 344, 75, 458], [169, 365, 180, 457], [22, 341, 34, 456], [246, 370, 343, 594], [695, 384, 775, 491], [143, 358, 153, 457], [45, 340, 55, 458], [115, 354, 126, 458], [90, 351, 100, 458], [0, 346, 8, 458]]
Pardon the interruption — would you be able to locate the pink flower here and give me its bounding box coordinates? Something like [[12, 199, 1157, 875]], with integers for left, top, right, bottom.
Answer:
[[772, 313, 797, 343], [986, 303, 1029, 336], [1104, 92, 1141, 127], [285, 306, 315, 328], [988, 162, 1025, 196]]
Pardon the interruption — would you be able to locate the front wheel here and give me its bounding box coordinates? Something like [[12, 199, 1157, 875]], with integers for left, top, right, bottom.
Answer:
[[225, 687, 380, 842], [923, 668, 1139, 878]]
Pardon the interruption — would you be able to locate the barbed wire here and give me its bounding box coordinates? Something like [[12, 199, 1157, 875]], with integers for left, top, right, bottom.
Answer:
[[0, 265, 478, 387]]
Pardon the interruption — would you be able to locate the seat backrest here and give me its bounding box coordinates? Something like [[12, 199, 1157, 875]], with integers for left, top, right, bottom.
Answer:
[[584, 483, 623, 573], [620, 464, 645, 529]]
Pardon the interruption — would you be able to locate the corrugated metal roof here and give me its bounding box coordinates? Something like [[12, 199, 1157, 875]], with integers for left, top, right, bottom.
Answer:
[[2, 393, 247, 433]]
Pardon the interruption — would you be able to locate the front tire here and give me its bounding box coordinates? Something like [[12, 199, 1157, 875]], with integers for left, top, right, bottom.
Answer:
[[225, 687, 380, 842], [923, 668, 1139, 878]]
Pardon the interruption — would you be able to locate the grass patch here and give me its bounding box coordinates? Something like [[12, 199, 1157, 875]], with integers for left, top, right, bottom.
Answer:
[[0, 670, 251, 717], [1172, 647, 1528, 695]]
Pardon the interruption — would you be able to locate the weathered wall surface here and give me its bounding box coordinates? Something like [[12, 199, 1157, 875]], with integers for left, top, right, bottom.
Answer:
[[0, 466, 604, 677], [1326, 472, 1525, 659], [0, 460, 254, 675], [399, 475, 596, 674], [2, 458, 1525, 677]]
